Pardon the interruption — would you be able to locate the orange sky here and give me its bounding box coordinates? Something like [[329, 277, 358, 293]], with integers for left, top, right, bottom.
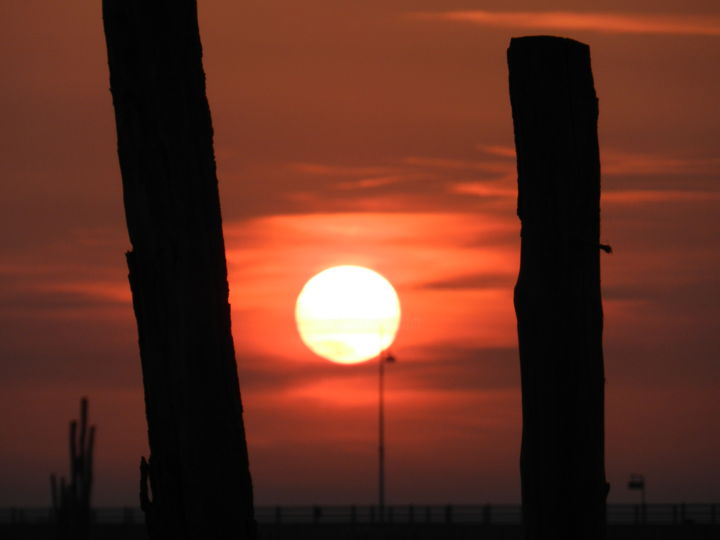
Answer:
[[1, 1, 719, 506]]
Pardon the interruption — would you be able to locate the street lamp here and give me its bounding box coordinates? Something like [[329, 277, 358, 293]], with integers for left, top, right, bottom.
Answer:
[[378, 350, 395, 522], [628, 473, 646, 524]]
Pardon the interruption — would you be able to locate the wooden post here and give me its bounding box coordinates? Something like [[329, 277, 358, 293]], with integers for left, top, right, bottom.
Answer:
[[102, 2, 255, 539], [508, 36, 608, 539]]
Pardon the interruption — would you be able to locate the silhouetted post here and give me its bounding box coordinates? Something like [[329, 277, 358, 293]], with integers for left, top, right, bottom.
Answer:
[[508, 36, 608, 539], [378, 352, 386, 522], [102, 2, 255, 539]]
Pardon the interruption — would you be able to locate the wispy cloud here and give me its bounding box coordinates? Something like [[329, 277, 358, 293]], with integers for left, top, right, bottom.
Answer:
[[290, 162, 425, 191], [285, 148, 720, 209], [601, 150, 720, 204], [291, 163, 400, 178], [450, 181, 515, 199], [418, 273, 513, 291], [403, 156, 506, 172], [603, 189, 720, 204], [603, 150, 720, 176], [335, 175, 412, 190], [413, 11, 720, 36], [476, 144, 517, 159], [223, 212, 519, 361]]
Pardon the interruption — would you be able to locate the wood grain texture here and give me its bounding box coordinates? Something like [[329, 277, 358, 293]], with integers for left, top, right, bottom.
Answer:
[[102, 2, 256, 538], [508, 35, 608, 540]]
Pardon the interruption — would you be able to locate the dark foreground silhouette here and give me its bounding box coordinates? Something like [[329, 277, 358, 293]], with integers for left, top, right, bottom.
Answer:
[[102, 1, 255, 538], [509, 36, 608, 539], [4, 504, 719, 540]]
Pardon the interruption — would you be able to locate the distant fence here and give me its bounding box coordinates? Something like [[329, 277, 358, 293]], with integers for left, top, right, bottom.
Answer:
[[1, 504, 718, 526]]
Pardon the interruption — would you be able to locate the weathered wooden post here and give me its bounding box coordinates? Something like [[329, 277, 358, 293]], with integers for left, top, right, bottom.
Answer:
[[508, 36, 608, 539], [102, 2, 255, 538]]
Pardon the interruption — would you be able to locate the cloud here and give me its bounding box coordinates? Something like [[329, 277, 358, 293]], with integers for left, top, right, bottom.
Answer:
[[335, 175, 415, 190], [403, 156, 507, 173], [413, 11, 720, 36], [0, 287, 128, 313], [418, 272, 513, 291], [268, 150, 529, 214], [450, 181, 515, 199], [393, 345, 520, 392], [447, 147, 720, 205], [290, 155, 519, 198], [603, 190, 720, 204], [600, 149, 720, 203], [223, 212, 519, 363], [472, 145, 720, 178], [603, 150, 720, 176], [476, 145, 517, 159], [290, 162, 402, 178]]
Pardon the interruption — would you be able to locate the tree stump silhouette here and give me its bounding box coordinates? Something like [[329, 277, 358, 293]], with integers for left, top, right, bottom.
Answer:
[[508, 36, 608, 539], [102, 2, 255, 538]]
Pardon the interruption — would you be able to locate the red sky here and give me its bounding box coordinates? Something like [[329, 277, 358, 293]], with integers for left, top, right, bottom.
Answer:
[[1, 0, 719, 506]]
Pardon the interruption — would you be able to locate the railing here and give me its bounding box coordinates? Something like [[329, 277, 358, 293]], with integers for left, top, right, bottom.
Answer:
[[253, 504, 522, 525], [1, 504, 718, 526]]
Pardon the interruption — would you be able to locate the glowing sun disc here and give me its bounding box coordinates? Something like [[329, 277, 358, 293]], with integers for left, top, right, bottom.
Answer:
[[295, 265, 401, 364]]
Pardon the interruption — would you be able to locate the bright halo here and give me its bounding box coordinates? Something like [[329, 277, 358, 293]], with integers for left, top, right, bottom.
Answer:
[[295, 265, 401, 364]]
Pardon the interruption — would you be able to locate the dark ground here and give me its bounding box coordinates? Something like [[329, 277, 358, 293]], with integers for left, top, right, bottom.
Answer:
[[3, 523, 720, 540]]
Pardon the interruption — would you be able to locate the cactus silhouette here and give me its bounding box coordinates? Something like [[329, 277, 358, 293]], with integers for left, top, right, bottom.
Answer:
[[50, 397, 95, 540]]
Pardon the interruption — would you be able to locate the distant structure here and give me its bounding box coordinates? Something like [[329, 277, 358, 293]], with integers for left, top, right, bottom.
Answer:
[[50, 397, 95, 540], [509, 36, 608, 539], [628, 474, 647, 524]]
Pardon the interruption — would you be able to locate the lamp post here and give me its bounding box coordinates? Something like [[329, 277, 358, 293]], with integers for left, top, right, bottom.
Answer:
[[378, 350, 395, 522], [628, 474, 646, 524]]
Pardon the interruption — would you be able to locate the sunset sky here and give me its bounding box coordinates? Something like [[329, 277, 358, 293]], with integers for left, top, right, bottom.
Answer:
[[1, 1, 719, 507]]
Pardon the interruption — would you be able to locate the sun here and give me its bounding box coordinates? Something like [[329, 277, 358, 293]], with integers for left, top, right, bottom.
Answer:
[[295, 265, 401, 364]]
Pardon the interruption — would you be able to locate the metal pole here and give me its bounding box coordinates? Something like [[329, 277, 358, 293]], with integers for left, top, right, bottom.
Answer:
[[641, 484, 646, 525], [378, 352, 385, 523]]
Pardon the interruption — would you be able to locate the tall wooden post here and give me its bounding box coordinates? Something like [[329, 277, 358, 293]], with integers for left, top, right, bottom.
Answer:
[[508, 36, 608, 539], [102, 2, 255, 538]]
